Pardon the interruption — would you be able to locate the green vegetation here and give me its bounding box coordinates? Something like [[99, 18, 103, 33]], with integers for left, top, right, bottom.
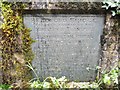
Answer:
[[30, 76, 68, 88], [97, 67, 119, 89], [0, 0, 119, 89], [0, 84, 11, 90], [27, 63, 119, 89], [0, 2, 34, 85], [1, 63, 118, 89], [102, 0, 120, 16]]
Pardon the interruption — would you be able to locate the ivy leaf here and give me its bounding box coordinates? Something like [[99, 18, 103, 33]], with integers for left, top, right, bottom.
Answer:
[[96, 66, 101, 70], [114, 78, 118, 84], [102, 5, 108, 8], [107, 1, 113, 6], [111, 10, 116, 16], [103, 74, 111, 85], [110, 3, 117, 7], [106, 6, 109, 10], [102, 0, 108, 4], [114, 0, 119, 3]]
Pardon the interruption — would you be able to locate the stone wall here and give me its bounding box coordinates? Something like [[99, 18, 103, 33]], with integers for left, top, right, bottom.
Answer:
[[101, 14, 119, 73], [0, 1, 119, 83], [23, 2, 119, 79]]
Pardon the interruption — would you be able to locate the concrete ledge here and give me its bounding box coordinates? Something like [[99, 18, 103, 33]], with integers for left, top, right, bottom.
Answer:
[[23, 2, 105, 14]]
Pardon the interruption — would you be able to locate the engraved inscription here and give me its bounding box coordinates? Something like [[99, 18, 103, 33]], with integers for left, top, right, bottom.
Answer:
[[24, 14, 104, 81]]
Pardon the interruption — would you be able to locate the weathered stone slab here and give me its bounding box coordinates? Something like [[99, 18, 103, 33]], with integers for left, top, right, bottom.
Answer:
[[6, 0, 104, 2], [24, 14, 104, 81]]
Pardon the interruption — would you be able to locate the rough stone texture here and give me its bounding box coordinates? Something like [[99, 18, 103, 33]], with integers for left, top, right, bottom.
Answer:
[[100, 14, 119, 74], [24, 14, 104, 81], [30, 2, 102, 10], [0, 1, 119, 84], [23, 1, 119, 84], [24, 2, 105, 14], [0, 14, 3, 84]]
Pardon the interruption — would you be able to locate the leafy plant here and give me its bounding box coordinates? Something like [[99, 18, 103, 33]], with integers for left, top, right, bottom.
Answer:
[[0, 2, 34, 85], [0, 84, 11, 90], [96, 67, 119, 89], [102, 67, 118, 86], [27, 62, 119, 89], [102, 0, 120, 16], [26, 62, 40, 82], [30, 76, 68, 89], [27, 63, 68, 88]]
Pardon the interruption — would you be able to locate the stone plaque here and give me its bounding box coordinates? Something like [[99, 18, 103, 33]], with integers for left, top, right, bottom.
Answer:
[[24, 14, 104, 81]]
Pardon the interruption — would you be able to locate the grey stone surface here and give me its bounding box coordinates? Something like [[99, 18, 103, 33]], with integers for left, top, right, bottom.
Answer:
[[24, 14, 104, 81]]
